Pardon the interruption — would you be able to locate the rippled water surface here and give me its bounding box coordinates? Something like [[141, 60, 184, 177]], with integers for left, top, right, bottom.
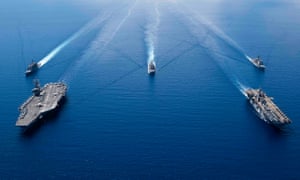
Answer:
[[1, 0, 300, 179]]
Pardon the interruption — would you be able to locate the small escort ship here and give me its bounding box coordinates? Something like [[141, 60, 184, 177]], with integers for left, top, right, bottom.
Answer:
[[245, 88, 291, 126], [148, 61, 156, 74], [25, 60, 39, 76], [249, 56, 265, 69], [16, 80, 67, 128]]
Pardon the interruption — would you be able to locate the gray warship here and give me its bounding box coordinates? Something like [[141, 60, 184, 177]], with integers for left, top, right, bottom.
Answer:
[[245, 88, 291, 126], [148, 61, 156, 74], [16, 80, 67, 128], [25, 60, 39, 76], [249, 56, 265, 69]]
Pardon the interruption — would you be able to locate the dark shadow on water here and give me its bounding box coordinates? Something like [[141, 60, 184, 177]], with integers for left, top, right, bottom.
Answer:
[[20, 97, 67, 138], [25, 71, 39, 79], [24, 71, 42, 88], [148, 72, 156, 90], [24, 69, 39, 78], [148, 72, 155, 78]]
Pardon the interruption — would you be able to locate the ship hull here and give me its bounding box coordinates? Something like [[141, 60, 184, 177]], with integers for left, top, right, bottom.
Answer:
[[148, 62, 156, 75], [25, 63, 39, 76], [17, 82, 67, 128], [21, 97, 66, 134], [248, 98, 287, 126], [25, 70, 35, 76], [25, 67, 38, 76], [250, 59, 265, 70], [148, 69, 155, 75], [245, 88, 291, 126]]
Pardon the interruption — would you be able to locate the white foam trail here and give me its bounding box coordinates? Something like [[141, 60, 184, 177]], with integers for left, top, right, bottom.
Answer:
[[60, 1, 137, 83], [245, 55, 252, 62], [106, 0, 137, 48], [197, 16, 253, 63], [37, 13, 110, 68], [87, 0, 138, 53], [235, 80, 248, 97], [217, 54, 250, 97], [219, 59, 248, 97], [145, 3, 160, 64], [172, 3, 252, 96], [201, 18, 245, 54], [174, 3, 252, 62]]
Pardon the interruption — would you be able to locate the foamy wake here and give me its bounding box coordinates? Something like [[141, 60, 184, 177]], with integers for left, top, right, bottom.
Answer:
[[145, 3, 160, 65], [173, 3, 252, 97], [235, 81, 248, 97], [37, 12, 111, 68], [60, 1, 137, 83], [245, 55, 252, 62]]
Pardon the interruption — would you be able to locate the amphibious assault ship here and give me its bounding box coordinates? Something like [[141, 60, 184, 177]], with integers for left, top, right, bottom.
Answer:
[[249, 56, 265, 69], [148, 61, 156, 74], [16, 80, 67, 128], [245, 88, 291, 126], [25, 60, 39, 76]]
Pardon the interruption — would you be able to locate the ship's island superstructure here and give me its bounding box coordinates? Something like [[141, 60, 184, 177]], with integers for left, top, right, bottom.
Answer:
[[245, 88, 291, 126], [16, 80, 67, 128]]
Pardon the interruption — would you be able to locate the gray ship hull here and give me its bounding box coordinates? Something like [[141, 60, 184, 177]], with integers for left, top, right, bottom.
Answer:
[[248, 98, 288, 126], [25, 62, 39, 76], [246, 88, 291, 126], [148, 61, 156, 74], [17, 82, 67, 127]]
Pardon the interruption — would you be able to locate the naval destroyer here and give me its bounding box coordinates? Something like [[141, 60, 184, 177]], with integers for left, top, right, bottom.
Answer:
[[249, 56, 265, 69], [16, 80, 67, 128], [148, 61, 156, 74], [25, 60, 39, 76], [245, 88, 291, 126]]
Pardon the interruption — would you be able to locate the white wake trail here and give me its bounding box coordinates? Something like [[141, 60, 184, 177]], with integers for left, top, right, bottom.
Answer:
[[145, 3, 161, 64], [60, 1, 137, 83], [174, 3, 250, 96], [105, 0, 138, 48], [245, 55, 252, 62], [235, 80, 249, 97], [174, 3, 253, 63], [86, 0, 138, 54], [37, 13, 111, 68]]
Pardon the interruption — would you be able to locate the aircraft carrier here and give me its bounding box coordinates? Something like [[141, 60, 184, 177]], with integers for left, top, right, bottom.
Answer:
[[16, 80, 67, 128], [245, 88, 291, 126]]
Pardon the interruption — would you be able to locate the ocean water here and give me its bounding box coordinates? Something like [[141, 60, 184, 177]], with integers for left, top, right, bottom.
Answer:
[[1, 0, 300, 179]]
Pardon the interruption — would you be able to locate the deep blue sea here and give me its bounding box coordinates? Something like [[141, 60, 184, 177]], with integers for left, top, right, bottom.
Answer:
[[1, 0, 300, 179]]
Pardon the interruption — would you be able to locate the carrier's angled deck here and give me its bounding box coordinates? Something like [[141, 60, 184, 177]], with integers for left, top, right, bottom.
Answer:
[[16, 81, 67, 127], [245, 88, 291, 125]]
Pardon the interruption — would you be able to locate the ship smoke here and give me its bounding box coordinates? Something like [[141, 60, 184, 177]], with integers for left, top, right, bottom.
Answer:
[[145, 3, 160, 65], [37, 13, 110, 68]]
